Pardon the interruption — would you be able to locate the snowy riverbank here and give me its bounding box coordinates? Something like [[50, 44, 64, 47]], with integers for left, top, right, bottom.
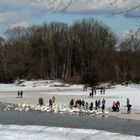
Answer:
[[0, 80, 140, 120], [0, 80, 140, 139]]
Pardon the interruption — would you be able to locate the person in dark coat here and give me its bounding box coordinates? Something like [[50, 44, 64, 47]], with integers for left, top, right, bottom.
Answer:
[[95, 100, 98, 110], [89, 102, 93, 111], [100, 87, 103, 94], [75, 99, 81, 108], [102, 98, 106, 105], [98, 100, 101, 109], [38, 97, 43, 106], [126, 98, 130, 107], [49, 99, 53, 108], [89, 86, 94, 97], [81, 100, 85, 109], [102, 99, 106, 113], [69, 98, 74, 109], [20, 91, 23, 98], [17, 91, 20, 97], [116, 101, 120, 112], [127, 104, 132, 114], [102, 103, 105, 113]]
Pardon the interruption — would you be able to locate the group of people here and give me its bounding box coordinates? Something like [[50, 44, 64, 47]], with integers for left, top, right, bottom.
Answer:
[[69, 97, 132, 114], [89, 86, 106, 98], [111, 98, 132, 114], [38, 96, 56, 107], [38, 95, 132, 114], [17, 91, 23, 98], [69, 98, 106, 113], [112, 101, 120, 112], [83, 84, 88, 91]]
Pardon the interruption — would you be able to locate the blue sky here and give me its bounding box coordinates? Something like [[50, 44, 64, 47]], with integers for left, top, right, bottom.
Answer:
[[0, 0, 140, 39]]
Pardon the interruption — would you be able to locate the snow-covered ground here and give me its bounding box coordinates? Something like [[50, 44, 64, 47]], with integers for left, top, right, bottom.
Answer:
[[0, 125, 139, 140], [0, 80, 83, 92], [0, 80, 140, 139], [0, 80, 140, 109]]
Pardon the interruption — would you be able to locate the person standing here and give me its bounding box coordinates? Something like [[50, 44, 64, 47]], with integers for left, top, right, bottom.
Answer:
[[91, 87, 94, 98], [102, 103, 105, 113], [85, 102, 89, 110], [49, 98, 53, 108], [95, 100, 98, 110], [100, 87, 103, 94], [127, 104, 132, 114], [116, 101, 120, 112], [102, 99, 106, 113], [98, 100, 101, 109], [20, 91, 23, 98], [94, 88, 97, 95], [126, 98, 131, 114], [112, 101, 116, 111], [89, 102, 93, 111], [69, 98, 74, 109], [38, 97, 43, 105], [126, 98, 130, 107], [17, 91, 20, 98], [81, 100, 85, 110], [102, 98, 106, 105]]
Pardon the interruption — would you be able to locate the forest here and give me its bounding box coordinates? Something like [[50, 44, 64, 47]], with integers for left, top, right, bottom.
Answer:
[[0, 18, 140, 84]]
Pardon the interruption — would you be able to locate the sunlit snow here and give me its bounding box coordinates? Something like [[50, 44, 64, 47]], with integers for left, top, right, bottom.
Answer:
[[0, 80, 140, 139], [0, 125, 139, 140]]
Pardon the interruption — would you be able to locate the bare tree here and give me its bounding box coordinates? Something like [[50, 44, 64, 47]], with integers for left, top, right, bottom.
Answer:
[[38, 0, 72, 11], [39, 0, 140, 12], [109, 0, 140, 14]]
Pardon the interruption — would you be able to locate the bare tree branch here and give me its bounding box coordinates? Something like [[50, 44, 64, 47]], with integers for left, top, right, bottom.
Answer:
[[112, 4, 140, 15], [38, 0, 73, 12], [38, 0, 140, 36], [108, 0, 140, 15], [109, 0, 118, 6]]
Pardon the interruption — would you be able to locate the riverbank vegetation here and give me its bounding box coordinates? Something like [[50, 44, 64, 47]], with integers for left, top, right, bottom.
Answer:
[[0, 18, 140, 84]]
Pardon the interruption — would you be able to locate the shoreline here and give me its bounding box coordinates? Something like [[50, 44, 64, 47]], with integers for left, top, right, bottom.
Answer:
[[0, 101, 140, 121], [1, 101, 140, 136], [0, 109, 140, 136], [108, 108, 140, 121], [0, 85, 140, 121]]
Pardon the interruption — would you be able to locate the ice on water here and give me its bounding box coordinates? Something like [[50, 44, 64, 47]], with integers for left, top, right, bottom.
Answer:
[[0, 125, 139, 140]]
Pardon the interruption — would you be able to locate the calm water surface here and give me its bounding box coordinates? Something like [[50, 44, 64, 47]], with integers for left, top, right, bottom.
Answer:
[[0, 110, 140, 136]]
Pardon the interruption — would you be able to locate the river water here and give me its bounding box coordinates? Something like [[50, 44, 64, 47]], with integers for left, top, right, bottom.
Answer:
[[0, 110, 140, 136]]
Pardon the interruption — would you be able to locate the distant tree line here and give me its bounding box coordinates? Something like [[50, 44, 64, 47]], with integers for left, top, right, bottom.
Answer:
[[0, 18, 140, 84]]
